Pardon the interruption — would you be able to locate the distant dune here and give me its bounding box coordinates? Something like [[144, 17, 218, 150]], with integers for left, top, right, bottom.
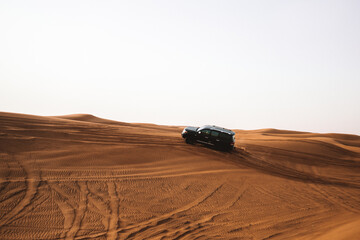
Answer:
[[0, 112, 359, 239]]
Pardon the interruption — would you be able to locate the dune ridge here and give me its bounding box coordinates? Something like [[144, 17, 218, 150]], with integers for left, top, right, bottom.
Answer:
[[0, 112, 359, 239]]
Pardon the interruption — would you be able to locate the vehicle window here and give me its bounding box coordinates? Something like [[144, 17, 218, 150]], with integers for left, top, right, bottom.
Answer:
[[211, 131, 219, 137], [219, 132, 232, 141], [202, 129, 211, 135]]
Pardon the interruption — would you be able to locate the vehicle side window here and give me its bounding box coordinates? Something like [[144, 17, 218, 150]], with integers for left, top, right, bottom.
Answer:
[[211, 131, 219, 137], [219, 132, 232, 140], [202, 129, 211, 135]]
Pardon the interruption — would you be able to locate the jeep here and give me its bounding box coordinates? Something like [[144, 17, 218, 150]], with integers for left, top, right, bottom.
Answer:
[[181, 125, 235, 151]]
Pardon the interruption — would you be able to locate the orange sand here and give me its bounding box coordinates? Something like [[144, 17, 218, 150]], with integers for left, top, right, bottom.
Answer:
[[0, 112, 359, 239]]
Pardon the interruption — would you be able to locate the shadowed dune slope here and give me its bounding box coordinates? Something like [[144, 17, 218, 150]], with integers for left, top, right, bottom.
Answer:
[[0, 112, 360, 239]]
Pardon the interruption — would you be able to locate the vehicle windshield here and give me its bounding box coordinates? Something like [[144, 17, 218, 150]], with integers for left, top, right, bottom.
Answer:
[[197, 126, 208, 131]]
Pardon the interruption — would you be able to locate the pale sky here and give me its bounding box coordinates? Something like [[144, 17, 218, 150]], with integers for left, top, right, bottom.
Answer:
[[1, 0, 359, 134]]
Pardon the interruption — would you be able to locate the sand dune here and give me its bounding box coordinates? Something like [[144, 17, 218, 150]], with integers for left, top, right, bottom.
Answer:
[[0, 112, 359, 239]]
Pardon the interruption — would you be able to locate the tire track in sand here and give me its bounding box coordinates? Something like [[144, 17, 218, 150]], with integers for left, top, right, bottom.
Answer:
[[230, 149, 360, 189], [73, 183, 224, 240], [65, 181, 89, 240], [123, 184, 225, 240], [107, 182, 120, 240], [150, 182, 248, 240], [49, 183, 76, 240], [0, 158, 40, 227], [0, 154, 12, 196], [309, 183, 360, 214]]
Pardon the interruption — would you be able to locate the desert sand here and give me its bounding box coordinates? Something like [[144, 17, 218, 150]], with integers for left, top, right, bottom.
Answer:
[[0, 112, 360, 240]]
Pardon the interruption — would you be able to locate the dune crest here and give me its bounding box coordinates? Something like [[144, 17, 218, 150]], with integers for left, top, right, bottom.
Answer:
[[54, 113, 130, 125], [0, 111, 359, 239], [55, 113, 99, 121]]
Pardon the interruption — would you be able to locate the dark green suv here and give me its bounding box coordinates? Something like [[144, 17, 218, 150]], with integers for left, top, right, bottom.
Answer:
[[181, 125, 235, 151]]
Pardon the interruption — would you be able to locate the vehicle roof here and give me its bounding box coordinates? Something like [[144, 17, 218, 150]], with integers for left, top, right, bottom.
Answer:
[[199, 125, 235, 135]]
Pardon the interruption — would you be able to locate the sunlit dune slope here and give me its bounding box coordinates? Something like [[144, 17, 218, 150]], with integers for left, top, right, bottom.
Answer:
[[56, 114, 182, 133], [0, 112, 360, 239]]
